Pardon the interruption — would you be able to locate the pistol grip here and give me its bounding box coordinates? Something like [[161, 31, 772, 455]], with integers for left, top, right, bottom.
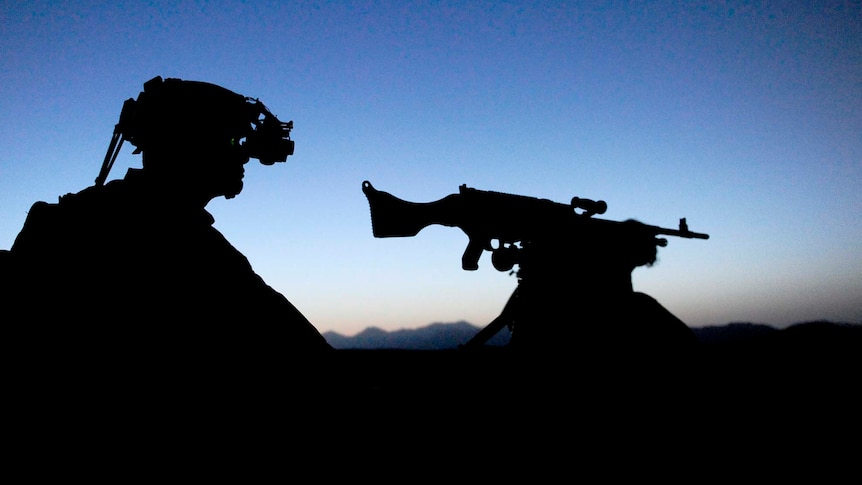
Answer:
[[461, 238, 484, 271]]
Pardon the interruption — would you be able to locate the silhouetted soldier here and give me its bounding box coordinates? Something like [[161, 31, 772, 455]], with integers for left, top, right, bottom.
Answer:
[[485, 219, 702, 417], [508, 219, 699, 358], [4, 77, 332, 397]]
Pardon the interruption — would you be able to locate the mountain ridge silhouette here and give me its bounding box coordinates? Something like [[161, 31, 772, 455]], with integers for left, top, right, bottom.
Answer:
[[324, 320, 511, 349], [324, 319, 861, 350]]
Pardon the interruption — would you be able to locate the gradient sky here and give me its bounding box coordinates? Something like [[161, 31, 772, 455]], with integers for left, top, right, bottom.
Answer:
[[2, 1, 860, 336]]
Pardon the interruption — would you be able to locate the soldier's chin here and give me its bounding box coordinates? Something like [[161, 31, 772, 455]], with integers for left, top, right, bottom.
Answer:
[[223, 181, 244, 200]]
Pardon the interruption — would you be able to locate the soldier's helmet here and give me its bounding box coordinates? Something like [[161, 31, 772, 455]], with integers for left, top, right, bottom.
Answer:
[[97, 76, 293, 185]]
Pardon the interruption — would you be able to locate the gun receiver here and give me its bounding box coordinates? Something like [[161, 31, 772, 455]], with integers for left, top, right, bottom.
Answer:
[[361, 180, 708, 271]]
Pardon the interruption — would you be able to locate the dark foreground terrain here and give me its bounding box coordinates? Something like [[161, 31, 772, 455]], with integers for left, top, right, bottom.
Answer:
[[326, 322, 860, 434], [323, 320, 860, 389], [7, 321, 859, 475]]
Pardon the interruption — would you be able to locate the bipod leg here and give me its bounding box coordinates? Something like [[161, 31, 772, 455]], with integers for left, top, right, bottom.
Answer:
[[460, 287, 519, 350]]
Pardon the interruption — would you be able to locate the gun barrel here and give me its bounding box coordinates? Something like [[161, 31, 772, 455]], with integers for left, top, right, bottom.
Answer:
[[654, 228, 709, 240]]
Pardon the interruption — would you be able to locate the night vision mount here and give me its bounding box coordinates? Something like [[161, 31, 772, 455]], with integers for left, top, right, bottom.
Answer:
[[96, 76, 294, 186]]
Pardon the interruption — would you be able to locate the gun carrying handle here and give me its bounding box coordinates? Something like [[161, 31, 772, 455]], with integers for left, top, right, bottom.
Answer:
[[461, 237, 485, 271]]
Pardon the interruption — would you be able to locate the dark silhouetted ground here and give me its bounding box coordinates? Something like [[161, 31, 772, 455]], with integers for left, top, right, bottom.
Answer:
[[6, 321, 858, 475]]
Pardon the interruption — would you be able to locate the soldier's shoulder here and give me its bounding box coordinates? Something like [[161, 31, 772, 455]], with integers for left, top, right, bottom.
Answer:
[[61, 179, 128, 204], [20, 181, 129, 230]]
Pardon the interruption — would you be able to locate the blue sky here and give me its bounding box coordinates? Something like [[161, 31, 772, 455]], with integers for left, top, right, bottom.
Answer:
[[2, 1, 859, 336]]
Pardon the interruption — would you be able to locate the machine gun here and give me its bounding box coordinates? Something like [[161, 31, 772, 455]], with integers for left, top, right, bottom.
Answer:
[[361, 180, 709, 348]]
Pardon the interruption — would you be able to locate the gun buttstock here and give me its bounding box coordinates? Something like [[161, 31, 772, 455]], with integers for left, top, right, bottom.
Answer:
[[362, 180, 450, 238]]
